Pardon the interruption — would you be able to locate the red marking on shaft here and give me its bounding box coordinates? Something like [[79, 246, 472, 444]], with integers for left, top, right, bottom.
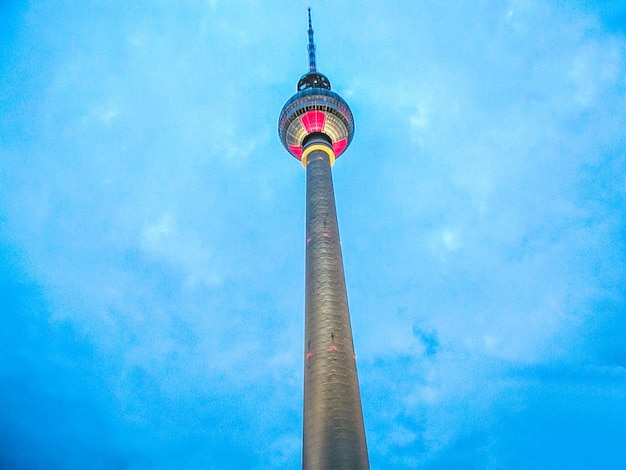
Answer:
[[322, 233, 330, 237], [306, 238, 311, 243], [306, 352, 312, 359], [328, 345, 338, 351]]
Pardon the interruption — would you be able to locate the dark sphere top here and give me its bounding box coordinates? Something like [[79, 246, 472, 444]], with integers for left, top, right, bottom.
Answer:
[[298, 72, 331, 91]]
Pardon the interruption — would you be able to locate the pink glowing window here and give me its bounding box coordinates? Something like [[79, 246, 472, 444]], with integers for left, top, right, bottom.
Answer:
[[289, 145, 303, 158], [301, 110, 326, 133], [332, 138, 347, 156]]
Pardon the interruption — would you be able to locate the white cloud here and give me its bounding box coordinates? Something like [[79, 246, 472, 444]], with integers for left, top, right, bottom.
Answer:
[[141, 213, 222, 286]]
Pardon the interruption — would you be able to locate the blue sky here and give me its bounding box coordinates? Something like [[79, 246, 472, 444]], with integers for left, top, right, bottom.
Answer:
[[1, 0, 625, 468]]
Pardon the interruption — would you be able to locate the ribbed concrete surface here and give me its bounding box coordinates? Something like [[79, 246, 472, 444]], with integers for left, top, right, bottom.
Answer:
[[302, 147, 369, 470]]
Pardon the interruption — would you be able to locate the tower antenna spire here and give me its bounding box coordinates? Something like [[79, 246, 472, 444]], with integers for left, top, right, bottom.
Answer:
[[307, 8, 317, 72]]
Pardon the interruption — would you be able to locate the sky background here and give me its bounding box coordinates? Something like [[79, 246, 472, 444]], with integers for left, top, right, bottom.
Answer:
[[1, 0, 626, 468]]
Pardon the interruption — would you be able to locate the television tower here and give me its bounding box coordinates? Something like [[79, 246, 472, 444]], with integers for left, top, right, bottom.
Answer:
[[278, 9, 369, 470]]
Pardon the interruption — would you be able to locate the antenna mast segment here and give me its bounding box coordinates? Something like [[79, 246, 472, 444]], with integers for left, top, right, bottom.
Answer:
[[307, 8, 317, 72]]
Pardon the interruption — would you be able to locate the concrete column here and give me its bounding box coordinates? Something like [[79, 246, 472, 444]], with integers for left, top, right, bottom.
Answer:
[[302, 142, 369, 470]]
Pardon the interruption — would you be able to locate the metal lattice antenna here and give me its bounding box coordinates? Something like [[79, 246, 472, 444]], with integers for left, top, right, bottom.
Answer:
[[307, 8, 317, 72]]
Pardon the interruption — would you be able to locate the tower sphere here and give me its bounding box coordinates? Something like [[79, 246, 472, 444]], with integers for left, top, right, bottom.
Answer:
[[278, 86, 354, 164]]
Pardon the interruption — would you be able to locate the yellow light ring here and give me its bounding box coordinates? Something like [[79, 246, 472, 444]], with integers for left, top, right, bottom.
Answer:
[[301, 143, 335, 167]]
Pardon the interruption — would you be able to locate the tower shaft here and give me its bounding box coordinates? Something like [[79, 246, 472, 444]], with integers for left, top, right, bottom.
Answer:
[[303, 143, 369, 470]]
